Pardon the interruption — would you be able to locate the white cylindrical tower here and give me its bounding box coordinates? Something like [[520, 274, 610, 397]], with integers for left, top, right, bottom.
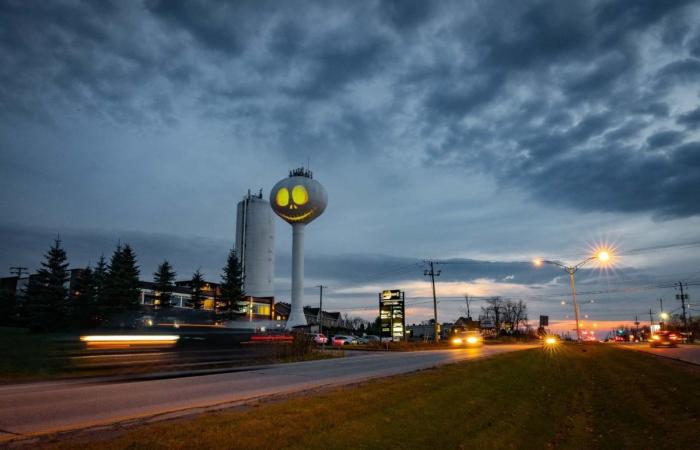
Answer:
[[270, 168, 327, 328], [235, 190, 275, 298]]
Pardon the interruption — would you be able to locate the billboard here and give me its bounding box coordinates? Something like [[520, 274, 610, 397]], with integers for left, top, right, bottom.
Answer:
[[379, 290, 405, 341], [480, 318, 495, 329]]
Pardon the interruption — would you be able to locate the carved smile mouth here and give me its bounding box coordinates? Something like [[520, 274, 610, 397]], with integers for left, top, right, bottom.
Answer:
[[278, 209, 316, 222]]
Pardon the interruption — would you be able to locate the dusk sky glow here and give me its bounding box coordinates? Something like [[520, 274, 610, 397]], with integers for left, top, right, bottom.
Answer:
[[2, 1, 700, 332]]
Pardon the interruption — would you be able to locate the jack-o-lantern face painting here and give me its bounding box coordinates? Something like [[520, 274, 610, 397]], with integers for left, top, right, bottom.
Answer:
[[270, 173, 327, 224]]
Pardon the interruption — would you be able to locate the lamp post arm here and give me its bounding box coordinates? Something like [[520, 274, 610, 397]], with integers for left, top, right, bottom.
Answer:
[[572, 256, 597, 272], [542, 259, 567, 270]]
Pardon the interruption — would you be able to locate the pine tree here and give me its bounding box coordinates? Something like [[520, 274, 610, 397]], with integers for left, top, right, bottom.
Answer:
[[24, 238, 70, 331], [104, 243, 141, 313], [219, 248, 246, 320], [153, 260, 176, 308], [93, 255, 108, 318], [72, 266, 96, 328], [188, 269, 205, 310], [0, 286, 16, 326]]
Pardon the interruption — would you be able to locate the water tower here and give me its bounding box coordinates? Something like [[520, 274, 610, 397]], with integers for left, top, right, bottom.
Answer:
[[270, 168, 327, 328], [235, 189, 275, 298]]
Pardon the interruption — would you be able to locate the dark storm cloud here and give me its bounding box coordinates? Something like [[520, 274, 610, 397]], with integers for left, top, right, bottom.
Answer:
[[2, 0, 700, 223], [0, 223, 231, 282], [647, 130, 685, 149], [416, 0, 700, 218], [0, 223, 568, 288], [677, 107, 700, 128]]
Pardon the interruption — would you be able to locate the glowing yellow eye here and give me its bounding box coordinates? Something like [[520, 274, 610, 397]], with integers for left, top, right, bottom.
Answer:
[[292, 185, 308, 205], [276, 188, 289, 207]]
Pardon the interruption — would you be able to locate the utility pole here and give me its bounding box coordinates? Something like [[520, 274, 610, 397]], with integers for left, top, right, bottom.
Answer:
[[316, 285, 327, 336], [678, 281, 689, 336], [649, 308, 653, 329], [659, 298, 664, 330], [424, 260, 441, 343], [635, 315, 639, 336], [465, 294, 471, 319], [9, 266, 28, 278]]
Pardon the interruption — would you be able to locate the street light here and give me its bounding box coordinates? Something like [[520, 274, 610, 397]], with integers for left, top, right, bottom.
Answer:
[[659, 312, 669, 331], [533, 249, 614, 341]]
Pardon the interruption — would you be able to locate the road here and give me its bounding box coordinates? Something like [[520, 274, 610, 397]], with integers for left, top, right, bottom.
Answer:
[[616, 343, 700, 365], [0, 344, 535, 441]]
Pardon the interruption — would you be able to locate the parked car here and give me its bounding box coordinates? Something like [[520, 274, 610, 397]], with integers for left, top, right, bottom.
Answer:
[[363, 335, 381, 343], [649, 331, 679, 348], [308, 333, 328, 345], [332, 335, 357, 346]]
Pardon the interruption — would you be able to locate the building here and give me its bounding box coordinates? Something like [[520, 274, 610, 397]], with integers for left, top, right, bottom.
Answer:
[[139, 279, 275, 320], [1, 268, 86, 299], [273, 303, 341, 328], [235, 189, 275, 298], [303, 306, 342, 329], [139, 281, 199, 309]]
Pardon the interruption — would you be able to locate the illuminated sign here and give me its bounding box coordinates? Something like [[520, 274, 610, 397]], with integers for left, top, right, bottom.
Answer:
[[382, 289, 401, 300], [379, 290, 405, 342]]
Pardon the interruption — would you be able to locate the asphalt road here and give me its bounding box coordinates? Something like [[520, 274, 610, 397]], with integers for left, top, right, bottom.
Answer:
[[0, 344, 535, 441], [616, 343, 700, 365]]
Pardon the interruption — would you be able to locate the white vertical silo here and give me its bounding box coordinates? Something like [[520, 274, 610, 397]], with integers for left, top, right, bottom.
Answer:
[[235, 190, 275, 298]]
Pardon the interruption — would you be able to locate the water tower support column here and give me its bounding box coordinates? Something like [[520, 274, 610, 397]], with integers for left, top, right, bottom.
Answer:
[[288, 223, 306, 327]]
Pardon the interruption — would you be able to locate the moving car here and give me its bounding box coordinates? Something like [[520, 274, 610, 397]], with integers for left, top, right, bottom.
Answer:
[[332, 335, 357, 346], [649, 331, 679, 348], [308, 333, 328, 345], [450, 330, 483, 347], [542, 335, 560, 346]]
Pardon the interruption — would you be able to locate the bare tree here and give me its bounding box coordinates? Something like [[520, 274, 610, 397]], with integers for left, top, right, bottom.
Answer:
[[352, 316, 367, 331], [503, 299, 528, 332], [481, 297, 527, 333], [482, 297, 505, 331]]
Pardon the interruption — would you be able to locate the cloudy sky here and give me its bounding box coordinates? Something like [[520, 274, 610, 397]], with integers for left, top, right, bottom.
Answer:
[[2, 0, 700, 332]]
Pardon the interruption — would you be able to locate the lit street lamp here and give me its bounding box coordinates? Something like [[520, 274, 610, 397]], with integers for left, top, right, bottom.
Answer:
[[533, 249, 614, 341]]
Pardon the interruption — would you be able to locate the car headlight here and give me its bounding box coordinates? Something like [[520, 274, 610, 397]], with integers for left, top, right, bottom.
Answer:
[[466, 336, 478, 344], [451, 338, 462, 345], [544, 337, 557, 345]]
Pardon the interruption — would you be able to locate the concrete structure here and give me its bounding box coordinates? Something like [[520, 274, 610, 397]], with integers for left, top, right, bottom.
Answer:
[[270, 168, 327, 328], [235, 189, 275, 298]]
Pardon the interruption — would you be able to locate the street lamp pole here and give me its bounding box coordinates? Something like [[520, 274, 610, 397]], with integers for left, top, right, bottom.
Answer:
[[567, 267, 582, 341], [534, 252, 609, 342]]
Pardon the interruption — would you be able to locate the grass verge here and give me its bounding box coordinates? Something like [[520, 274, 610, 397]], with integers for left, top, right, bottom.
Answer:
[[43, 344, 699, 450], [0, 327, 69, 381]]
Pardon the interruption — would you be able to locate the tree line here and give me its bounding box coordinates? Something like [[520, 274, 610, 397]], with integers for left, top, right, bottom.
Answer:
[[479, 297, 529, 334], [0, 238, 245, 331]]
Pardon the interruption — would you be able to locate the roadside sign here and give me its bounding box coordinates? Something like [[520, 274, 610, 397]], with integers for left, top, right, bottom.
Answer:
[[480, 318, 495, 329], [539, 315, 549, 327], [379, 290, 405, 341]]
